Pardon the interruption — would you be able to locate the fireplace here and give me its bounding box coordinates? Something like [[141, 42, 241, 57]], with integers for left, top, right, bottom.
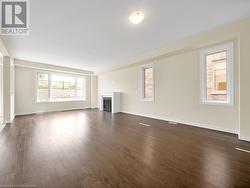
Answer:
[[103, 97, 112, 112], [100, 92, 121, 113]]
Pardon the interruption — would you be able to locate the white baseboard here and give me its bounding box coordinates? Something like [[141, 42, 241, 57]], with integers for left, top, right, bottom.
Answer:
[[122, 111, 238, 134], [15, 107, 91, 116], [239, 134, 250, 142], [11, 114, 15, 122], [0, 116, 14, 125]]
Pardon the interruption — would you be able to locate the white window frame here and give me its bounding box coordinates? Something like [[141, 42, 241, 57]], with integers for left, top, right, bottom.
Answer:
[[36, 71, 86, 103], [200, 42, 234, 106], [140, 63, 155, 101]]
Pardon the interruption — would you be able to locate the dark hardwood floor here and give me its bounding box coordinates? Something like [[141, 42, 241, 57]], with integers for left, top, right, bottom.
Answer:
[[0, 109, 250, 188]]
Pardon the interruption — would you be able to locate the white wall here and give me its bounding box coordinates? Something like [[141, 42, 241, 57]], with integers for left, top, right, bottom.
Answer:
[[0, 36, 13, 126], [15, 61, 93, 115], [10, 59, 15, 121], [91, 75, 98, 108], [239, 22, 250, 141], [99, 50, 239, 133], [0, 57, 3, 125], [2, 56, 15, 123], [98, 18, 250, 139]]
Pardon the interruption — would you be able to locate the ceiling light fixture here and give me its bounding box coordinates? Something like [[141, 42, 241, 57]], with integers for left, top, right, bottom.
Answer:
[[129, 11, 144, 24]]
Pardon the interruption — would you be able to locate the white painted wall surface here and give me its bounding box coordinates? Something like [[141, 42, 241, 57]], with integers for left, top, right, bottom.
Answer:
[[98, 18, 250, 139], [0, 57, 3, 125], [15, 63, 92, 115]]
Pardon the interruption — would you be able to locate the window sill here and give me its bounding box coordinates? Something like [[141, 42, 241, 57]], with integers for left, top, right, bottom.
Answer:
[[201, 100, 233, 106], [210, 91, 227, 95], [141, 97, 154, 102], [37, 99, 86, 104]]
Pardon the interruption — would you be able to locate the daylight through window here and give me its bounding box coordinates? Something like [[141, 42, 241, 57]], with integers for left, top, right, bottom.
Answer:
[[200, 43, 233, 105], [37, 72, 86, 102], [141, 64, 154, 101]]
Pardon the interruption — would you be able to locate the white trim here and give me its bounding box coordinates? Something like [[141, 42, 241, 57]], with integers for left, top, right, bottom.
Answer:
[[37, 99, 86, 104], [99, 92, 121, 113], [15, 107, 90, 116], [10, 114, 15, 123], [15, 64, 92, 76], [239, 134, 250, 142], [200, 42, 234, 106], [140, 63, 155, 102], [122, 111, 238, 134], [36, 71, 86, 103]]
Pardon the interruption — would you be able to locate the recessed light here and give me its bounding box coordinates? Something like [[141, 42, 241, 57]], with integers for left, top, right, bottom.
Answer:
[[129, 11, 144, 25]]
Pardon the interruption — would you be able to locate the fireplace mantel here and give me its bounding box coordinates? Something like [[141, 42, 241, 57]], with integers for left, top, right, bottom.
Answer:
[[99, 92, 121, 113]]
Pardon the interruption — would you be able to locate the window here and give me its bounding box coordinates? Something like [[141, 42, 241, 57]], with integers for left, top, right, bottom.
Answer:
[[140, 63, 154, 101], [37, 72, 86, 102], [200, 43, 233, 105], [38, 73, 49, 101]]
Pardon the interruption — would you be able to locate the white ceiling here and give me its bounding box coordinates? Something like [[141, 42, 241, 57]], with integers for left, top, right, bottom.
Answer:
[[3, 0, 250, 72]]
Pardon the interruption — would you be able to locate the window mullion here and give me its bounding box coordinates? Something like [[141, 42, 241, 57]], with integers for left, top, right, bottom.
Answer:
[[37, 72, 86, 102], [83, 78, 85, 100], [74, 77, 77, 99], [48, 73, 51, 101]]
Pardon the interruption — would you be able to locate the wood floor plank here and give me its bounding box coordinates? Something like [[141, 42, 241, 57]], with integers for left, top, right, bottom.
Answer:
[[0, 109, 249, 188]]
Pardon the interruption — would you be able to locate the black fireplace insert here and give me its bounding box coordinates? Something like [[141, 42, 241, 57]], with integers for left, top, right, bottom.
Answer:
[[103, 97, 112, 112]]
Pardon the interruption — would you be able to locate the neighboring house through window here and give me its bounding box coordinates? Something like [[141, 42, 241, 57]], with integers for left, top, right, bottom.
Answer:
[[200, 43, 233, 105], [140, 63, 154, 101]]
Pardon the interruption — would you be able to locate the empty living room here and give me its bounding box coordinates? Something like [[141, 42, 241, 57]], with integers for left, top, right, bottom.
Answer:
[[1, 1, 250, 187]]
